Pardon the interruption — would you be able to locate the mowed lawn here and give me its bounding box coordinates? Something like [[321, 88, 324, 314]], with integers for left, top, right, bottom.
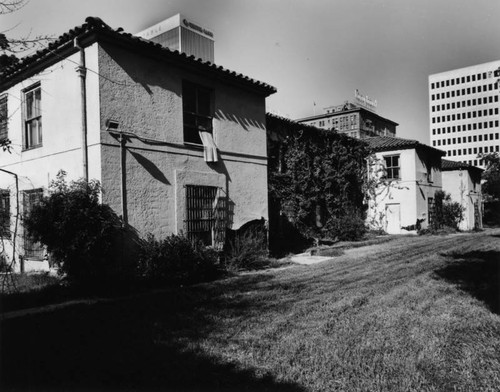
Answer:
[[1, 230, 500, 391]]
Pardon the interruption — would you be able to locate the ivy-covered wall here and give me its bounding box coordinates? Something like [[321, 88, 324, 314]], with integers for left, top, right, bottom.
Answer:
[[266, 114, 370, 254]]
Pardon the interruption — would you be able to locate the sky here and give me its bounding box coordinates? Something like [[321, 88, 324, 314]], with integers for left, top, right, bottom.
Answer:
[[2, 0, 500, 143]]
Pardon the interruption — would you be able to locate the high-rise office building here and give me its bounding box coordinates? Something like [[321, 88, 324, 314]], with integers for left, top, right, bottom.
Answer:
[[429, 60, 500, 168], [136, 14, 215, 63]]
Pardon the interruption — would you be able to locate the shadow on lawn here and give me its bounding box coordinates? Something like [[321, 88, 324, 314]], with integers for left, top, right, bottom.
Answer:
[[435, 249, 500, 315], [0, 273, 306, 392]]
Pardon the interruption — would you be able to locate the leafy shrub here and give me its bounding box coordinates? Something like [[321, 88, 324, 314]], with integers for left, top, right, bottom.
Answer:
[[430, 190, 465, 231], [0, 254, 11, 272], [324, 208, 367, 241], [138, 233, 220, 285], [23, 171, 138, 286], [224, 224, 269, 271]]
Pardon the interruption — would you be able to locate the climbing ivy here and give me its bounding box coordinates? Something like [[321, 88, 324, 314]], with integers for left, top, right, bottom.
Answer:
[[267, 115, 369, 244]]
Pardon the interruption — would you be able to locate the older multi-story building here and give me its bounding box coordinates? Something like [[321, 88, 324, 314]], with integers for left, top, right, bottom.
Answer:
[[429, 60, 500, 169], [296, 100, 398, 139], [0, 16, 276, 272]]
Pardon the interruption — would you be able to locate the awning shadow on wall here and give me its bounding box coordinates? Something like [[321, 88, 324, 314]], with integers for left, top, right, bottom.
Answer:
[[130, 150, 170, 185]]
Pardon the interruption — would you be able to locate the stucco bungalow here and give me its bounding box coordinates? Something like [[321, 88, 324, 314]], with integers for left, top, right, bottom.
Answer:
[[0, 17, 276, 272], [441, 159, 483, 231], [365, 136, 445, 234]]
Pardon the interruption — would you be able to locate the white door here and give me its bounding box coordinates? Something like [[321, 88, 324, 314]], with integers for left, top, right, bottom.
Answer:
[[385, 204, 401, 234]]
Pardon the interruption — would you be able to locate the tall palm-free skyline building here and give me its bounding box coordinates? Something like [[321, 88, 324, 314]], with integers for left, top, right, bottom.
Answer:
[[429, 60, 500, 169]]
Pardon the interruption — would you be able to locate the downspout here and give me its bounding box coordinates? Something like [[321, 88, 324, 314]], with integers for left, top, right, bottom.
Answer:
[[0, 168, 20, 273], [119, 132, 128, 224], [74, 38, 89, 181]]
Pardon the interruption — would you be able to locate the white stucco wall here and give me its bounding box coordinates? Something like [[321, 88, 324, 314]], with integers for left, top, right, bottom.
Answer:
[[367, 148, 442, 234], [442, 170, 482, 230], [97, 42, 269, 239], [0, 43, 101, 271], [0, 38, 271, 271]]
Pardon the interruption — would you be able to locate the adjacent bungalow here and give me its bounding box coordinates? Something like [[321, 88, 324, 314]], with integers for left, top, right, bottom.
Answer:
[[441, 159, 483, 231], [0, 17, 276, 271], [365, 136, 445, 234]]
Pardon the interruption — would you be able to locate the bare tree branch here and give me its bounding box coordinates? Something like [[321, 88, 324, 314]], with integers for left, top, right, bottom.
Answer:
[[0, 0, 28, 14]]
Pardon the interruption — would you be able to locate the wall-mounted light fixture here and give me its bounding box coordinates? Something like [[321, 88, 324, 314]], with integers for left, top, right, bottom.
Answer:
[[105, 119, 120, 132]]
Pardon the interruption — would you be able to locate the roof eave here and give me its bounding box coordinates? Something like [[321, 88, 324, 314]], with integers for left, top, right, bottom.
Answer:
[[1, 21, 277, 97]]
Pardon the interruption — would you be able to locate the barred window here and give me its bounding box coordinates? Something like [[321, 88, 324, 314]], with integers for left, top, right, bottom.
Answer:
[[0, 95, 7, 141], [0, 189, 10, 238], [23, 188, 44, 259], [184, 185, 226, 248], [428, 197, 435, 226]]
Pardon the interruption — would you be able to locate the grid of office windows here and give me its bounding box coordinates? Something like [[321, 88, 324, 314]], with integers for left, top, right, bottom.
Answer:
[[429, 62, 500, 168]]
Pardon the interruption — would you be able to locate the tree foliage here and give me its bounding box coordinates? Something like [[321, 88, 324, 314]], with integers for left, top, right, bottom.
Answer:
[[24, 171, 138, 284], [481, 153, 500, 225], [0, 0, 52, 72], [482, 153, 500, 201]]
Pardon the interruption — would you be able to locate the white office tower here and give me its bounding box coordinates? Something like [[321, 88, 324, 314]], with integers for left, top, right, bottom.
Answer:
[[136, 14, 215, 63], [429, 60, 500, 168]]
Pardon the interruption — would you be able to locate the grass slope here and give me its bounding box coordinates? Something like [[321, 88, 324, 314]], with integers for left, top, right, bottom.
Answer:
[[1, 230, 500, 391]]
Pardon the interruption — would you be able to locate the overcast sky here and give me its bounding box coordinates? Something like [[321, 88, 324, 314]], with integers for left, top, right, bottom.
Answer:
[[3, 0, 500, 143]]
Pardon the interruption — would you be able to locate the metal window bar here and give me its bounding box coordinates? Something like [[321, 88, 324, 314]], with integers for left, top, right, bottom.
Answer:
[[23, 189, 44, 259], [0, 95, 8, 141], [428, 197, 435, 226], [0, 190, 10, 238], [185, 185, 226, 248]]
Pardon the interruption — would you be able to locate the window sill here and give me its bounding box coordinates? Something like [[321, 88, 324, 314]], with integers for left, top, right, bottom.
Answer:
[[22, 144, 43, 152], [183, 142, 204, 149]]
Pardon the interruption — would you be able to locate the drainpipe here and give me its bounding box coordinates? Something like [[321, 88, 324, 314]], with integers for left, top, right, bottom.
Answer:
[[74, 38, 89, 181], [119, 132, 128, 225]]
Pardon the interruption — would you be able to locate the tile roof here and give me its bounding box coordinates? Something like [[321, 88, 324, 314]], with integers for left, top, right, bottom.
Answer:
[[0, 17, 277, 96], [441, 159, 483, 172], [364, 136, 445, 156]]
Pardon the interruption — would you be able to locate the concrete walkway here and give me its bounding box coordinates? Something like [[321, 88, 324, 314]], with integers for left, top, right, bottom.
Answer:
[[290, 252, 333, 265]]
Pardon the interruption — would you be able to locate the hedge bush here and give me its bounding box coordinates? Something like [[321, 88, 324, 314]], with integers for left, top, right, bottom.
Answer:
[[24, 171, 138, 286], [138, 234, 220, 285]]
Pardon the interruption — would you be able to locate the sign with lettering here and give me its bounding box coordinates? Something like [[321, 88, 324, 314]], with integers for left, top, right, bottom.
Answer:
[[182, 18, 214, 39], [354, 89, 377, 112]]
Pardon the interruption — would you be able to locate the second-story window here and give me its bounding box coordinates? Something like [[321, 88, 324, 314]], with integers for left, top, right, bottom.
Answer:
[[23, 83, 42, 150], [384, 155, 400, 180], [182, 81, 213, 145]]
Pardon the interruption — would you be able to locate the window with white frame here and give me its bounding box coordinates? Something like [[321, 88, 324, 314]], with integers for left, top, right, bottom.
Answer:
[[383, 155, 400, 180], [23, 83, 42, 149]]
